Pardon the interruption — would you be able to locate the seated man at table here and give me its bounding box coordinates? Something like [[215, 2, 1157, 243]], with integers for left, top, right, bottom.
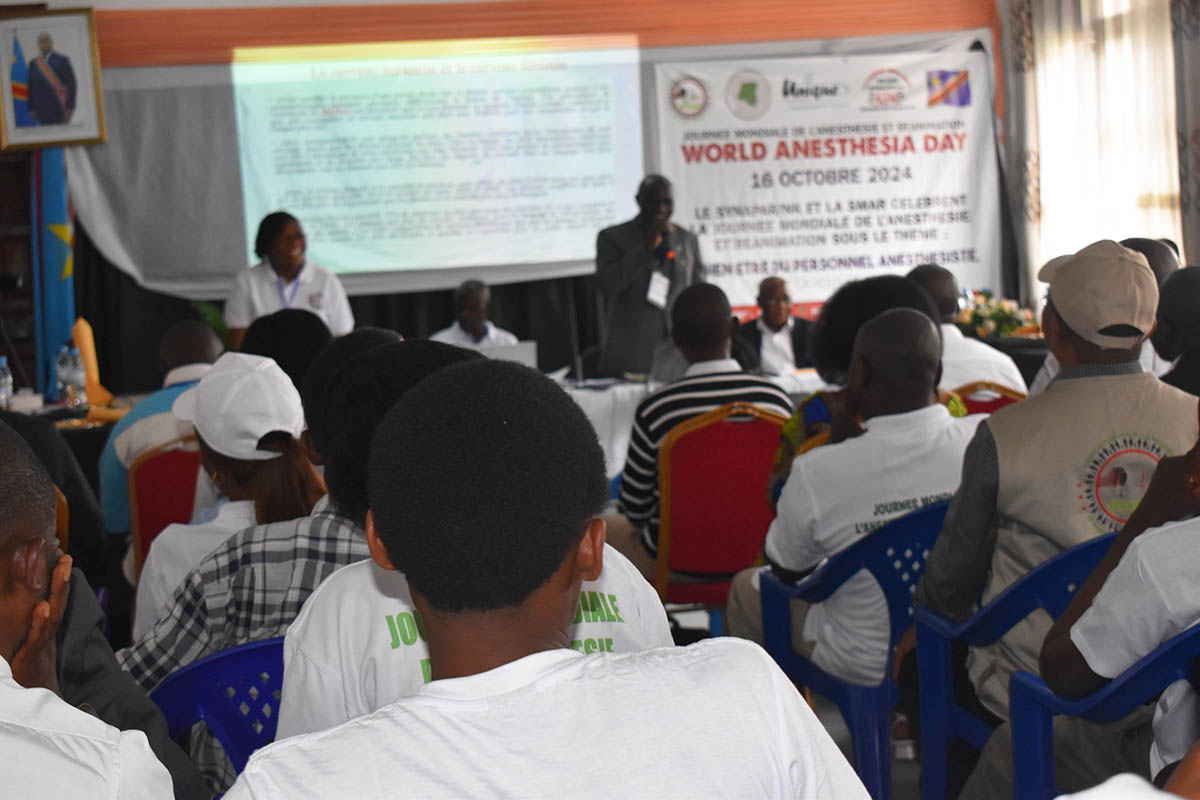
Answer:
[[906, 263, 1026, 394], [607, 283, 794, 581], [724, 308, 982, 686], [914, 241, 1199, 797], [226, 359, 867, 800], [429, 279, 518, 348], [0, 421, 176, 798], [732, 276, 814, 376]]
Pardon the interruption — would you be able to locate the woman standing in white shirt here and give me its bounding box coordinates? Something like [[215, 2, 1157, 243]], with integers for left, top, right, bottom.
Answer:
[[224, 212, 355, 348], [132, 352, 325, 639]]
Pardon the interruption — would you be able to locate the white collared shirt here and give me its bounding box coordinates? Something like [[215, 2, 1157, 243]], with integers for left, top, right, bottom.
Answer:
[[162, 362, 211, 388], [757, 316, 797, 377], [682, 357, 743, 377], [0, 656, 173, 799], [133, 499, 259, 639], [228, 639, 868, 800], [937, 324, 1027, 394], [224, 260, 354, 335], [766, 404, 984, 685], [429, 320, 518, 348]]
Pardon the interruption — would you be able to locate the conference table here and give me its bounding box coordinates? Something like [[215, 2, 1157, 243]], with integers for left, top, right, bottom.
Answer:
[[563, 369, 832, 479]]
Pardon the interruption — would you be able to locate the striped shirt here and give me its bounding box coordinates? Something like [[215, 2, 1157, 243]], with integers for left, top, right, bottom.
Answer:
[[618, 359, 794, 553]]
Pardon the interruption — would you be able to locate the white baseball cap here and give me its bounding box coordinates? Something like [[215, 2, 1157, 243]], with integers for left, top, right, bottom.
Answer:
[[1038, 240, 1158, 350], [172, 352, 304, 461]]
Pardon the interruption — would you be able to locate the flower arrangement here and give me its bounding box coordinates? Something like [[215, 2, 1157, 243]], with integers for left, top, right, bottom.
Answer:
[[956, 290, 1038, 339]]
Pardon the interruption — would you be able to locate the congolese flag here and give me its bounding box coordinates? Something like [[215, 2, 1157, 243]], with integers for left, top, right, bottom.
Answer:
[[31, 148, 75, 398], [10, 34, 35, 127]]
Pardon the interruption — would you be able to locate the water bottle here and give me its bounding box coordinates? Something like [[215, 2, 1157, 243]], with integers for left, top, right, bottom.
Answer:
[[0, 356, 11, 410], [55, 345, 72, 405], [68, 346, 87, 410]]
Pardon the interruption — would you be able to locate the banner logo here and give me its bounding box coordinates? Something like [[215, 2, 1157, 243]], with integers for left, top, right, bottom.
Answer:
[[725, 71, 770, 121], [1080, 434, 1168, 531], [862, 68, 911, 110], [927, 70, 971, 107], [780, 77, 849, 108], [669, 76, 708, 118]]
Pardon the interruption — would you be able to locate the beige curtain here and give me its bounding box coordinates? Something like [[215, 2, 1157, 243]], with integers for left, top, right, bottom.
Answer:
[[1000, 0, 1181, 300], [1173, 0, 1200, 263]]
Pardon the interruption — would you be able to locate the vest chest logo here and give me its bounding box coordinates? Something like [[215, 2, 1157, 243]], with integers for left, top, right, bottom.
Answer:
[[1080, 433, 1168, 532]]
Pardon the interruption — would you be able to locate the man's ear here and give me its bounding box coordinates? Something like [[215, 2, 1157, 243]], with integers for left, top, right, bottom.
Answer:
[[933, 360, 943, 397], [301, 429, 324, 466], [573, 517, 606, 583], [728, 316, 739, 339], [9, 539, 47, 595], [365, 510, 397, 571]]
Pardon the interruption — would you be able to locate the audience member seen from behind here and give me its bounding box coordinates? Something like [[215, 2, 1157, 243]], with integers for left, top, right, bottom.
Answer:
[[226, 360, 869, 800], [239, 308, 332, 390], [767, 274, 945, 500], [118, 337, 473, 793], [1152, 266, 1200, 396], [913, 240, 1199, 799], [224, 211, 354, 348], [725, 308, 983, 686], [1028, 237, 1180, 394], [133, 352, 325, 639], [608, 283, 794, 582], [732, 276, 814, 376], [277, 362, 672, 737], [429, 280, 517, 348], [0, 422, 173, 799], [906, 263, 1027, 394]]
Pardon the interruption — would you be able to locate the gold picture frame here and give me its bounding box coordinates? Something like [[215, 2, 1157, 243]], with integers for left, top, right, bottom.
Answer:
[[0, 8, 106, 150]]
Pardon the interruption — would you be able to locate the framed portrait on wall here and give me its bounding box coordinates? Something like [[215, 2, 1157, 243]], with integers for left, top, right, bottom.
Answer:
[[0, 8, 105, 150]]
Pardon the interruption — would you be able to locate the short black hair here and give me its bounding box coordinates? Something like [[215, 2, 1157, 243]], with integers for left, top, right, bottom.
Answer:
[[369, 360, 608, 612], [0, 420, 55, 553], [671, 283, 732, 352], [301, 327, 402, 452], [906, 263, 959, 322], [453, 280, 488, 311], [254, 211, 300, 259], [811, 275, 940, 385], [240, 308, 333, 389], [322, 341, 482, 527], [1120, 237, 1179, 286]]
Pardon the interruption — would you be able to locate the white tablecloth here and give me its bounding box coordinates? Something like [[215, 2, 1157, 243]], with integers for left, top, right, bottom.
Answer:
[[564, 382, 650, 479]]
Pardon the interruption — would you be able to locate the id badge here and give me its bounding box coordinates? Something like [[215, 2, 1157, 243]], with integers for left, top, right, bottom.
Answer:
[[646, 271, 671, 309]]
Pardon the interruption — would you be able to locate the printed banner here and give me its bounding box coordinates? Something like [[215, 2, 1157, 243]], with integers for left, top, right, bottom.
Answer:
[[655, 50, 1001, 313]]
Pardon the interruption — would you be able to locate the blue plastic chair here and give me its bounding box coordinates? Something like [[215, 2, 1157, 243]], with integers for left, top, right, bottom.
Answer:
[[150, 637, 285, 774], [1011, 624, 1200, 799], [760, 500, 950, 800], [914, 533, 1115, 800]]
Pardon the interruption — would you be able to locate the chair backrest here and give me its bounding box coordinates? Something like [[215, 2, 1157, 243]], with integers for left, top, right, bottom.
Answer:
[[53, 484, 69, 555], [952, 381, 1025, 416], [128, 433, 202, 580], [656, 402, 787, 596], [150, 637, 284, 775]]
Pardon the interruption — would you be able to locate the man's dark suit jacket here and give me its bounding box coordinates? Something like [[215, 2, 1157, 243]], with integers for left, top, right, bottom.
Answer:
[[28, 52, 76, 124], [732, 316, 814, 373], [594, 218, 704, 377]]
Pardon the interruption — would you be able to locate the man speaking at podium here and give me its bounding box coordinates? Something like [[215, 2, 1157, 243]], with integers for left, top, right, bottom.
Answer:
[[595, 175, 706, 378]]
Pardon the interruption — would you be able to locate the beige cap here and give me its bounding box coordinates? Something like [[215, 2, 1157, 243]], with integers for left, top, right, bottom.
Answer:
[[1037, 240, 1158, 349], [172, 352, 304, 461]]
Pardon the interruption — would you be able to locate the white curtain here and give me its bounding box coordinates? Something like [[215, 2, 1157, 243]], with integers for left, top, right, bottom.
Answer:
[[1172, 0, 1200, 262], [1000, 0, 1181, 299]]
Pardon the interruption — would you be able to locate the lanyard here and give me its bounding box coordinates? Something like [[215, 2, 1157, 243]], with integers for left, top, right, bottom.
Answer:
[[277, 274, 301, 308]]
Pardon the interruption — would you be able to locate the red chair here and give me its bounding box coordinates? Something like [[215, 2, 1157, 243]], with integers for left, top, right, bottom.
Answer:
[[128, 434, 202, 581], [952, 381, 1025, 415], [655, 402, 788, 633]]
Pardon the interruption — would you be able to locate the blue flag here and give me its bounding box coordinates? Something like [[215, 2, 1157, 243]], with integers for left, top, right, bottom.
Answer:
[[31, 148, 75, 398], [10, 34, 35, 127]]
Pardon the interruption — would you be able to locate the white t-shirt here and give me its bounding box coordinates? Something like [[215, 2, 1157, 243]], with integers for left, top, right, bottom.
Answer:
[[0, 657, 174, 799], [938, 324, 1028, 394], [277, 543, 673, 738], [1056, 774, 1173, 799], [429, 320, 518, 348], [758, 316, 797, 377], [1070, 516, 1200, 776], [133, 499, 257, 640], [230, 638, 868, 800], [766, 404, 983, 685], [224, 261, 354, 336]]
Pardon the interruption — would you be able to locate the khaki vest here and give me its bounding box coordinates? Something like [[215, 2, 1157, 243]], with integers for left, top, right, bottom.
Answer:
[[968, 370, 1197, 718]]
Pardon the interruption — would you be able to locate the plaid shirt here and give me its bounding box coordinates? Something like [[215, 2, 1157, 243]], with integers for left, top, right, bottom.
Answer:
[[116, 497, 369, 791]]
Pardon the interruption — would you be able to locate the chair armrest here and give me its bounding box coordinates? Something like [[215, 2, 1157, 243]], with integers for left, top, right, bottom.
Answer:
[[759, 556, 853, 605]]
